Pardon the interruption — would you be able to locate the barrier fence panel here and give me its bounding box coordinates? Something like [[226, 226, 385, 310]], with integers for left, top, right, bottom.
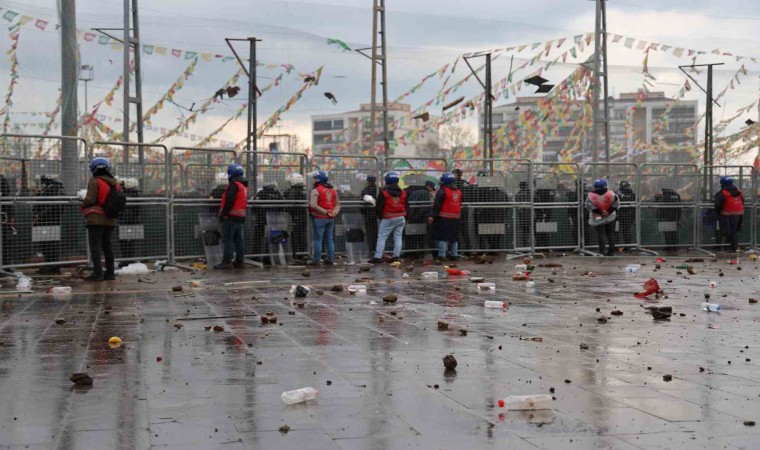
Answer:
[[454, 159, 533, 253], [580, 163, 638, 252], [0, 135, 89, 272], [637, 163, 699, 251], [530, 163, 580, 252], [697, 165, 755, 251], [243, 152, 310, 261], [311, 155, 380, 260], [170, 147, 239, 263], [91, 142, 171, 264]]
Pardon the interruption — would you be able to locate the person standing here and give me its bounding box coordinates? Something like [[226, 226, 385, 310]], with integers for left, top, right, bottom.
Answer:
[[655, 187, 682, 250], [119, 177, 142, 266], [309, 170, 340, 266], [406, 180, 436, 259], [714, 176, 744, 253], [429, 172, 462, 263], [360, 175, 379, 253], [585, 179, 619, 256], [616, 180, 636, 246], [34, 176, 65, 274], [369, 172, 407, 264], [214, 164, 248, 269], [514, 181, 532, 248], [81, 157, 120, 281], [283, 173, 308, 261]]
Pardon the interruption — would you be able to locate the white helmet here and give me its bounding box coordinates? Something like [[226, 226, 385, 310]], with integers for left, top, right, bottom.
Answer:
[[286, 172, 304, 186], [121, 177, 139, 189]]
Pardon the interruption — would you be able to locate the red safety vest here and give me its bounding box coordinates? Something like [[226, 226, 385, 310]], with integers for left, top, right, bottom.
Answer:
[[219, 181, 248, 217], [589, 191, 615, 212], [311, 183, 337, 219], [721, 189, 744, 215], [439, 187, 462, 219], [381, 189, 407, 219], [81, 178, 117, 217]]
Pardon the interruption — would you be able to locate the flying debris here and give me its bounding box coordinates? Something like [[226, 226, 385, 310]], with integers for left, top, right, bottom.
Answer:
[[535, 84, 554, 94], [746, 119, 756, 127], [213, 88, 226, 100], [413, 112, 430, 122], [442, 96, 464, 112], [464, 101, 476, 110], [226, 86, 241, 98], [304, 75, 317, 83], [524, 75, 549, 87], [324, 92, 338, 104]]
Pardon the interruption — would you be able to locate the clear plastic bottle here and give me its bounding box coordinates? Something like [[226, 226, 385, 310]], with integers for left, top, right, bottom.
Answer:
[[48, 286, 71, 294], [421, 272, 439, 279], [281, 387, 319, 405], [514, 264, 527, 271], [498, 395, 553, 410], [484, 300, 506, 309], [701, 303, 721, 312]]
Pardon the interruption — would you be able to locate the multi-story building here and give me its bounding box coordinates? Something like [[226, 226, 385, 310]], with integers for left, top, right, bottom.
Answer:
[[481, 92, 699, 163], [311, 103, 438, 157]]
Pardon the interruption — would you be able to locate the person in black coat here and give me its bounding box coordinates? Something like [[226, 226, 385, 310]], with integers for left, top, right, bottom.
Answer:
[[119, 178, 142, 266], [616, 181, 636, 246], [654, 187, 682, 250], [360, 175, 379, 253], [0, 174, 15, 267], [283, 173, 308, 260], [253, 183, 283, 261], [34, 176, 65, 274]]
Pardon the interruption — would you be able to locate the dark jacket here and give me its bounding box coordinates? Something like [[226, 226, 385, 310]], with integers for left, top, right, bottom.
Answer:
[[283, 185, 306, 202], [361, 183, 378, 201], [714, 185, 743, 215], [220, 176, 249, 223], [34, 179, 65, 225], [655, 188, 681, 221], [121, 186, 142, 225], [407, 187, 433, 222], [375, 184, 408, 220], [82, 174, 119, 227]]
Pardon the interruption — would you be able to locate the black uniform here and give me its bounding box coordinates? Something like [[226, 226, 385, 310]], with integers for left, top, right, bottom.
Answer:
[[655, 188, 682, 250], [473, 183, 509, 251], [0, 175, 15, 266], [617, 184, 636, 245], [360, 180, 378, 253], [33, 177, 65, 272], [283, 184, 308, 259], [514, 182, 532, 248], [119, 183, 142, 263], [253, 185, 283, 260], [405, 185, 434, 258]]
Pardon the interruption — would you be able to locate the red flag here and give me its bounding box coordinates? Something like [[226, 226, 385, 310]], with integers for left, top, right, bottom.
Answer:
[[171, 49, 181, 57], [83, 32, 96, 42], [35, 19, 48, 30]]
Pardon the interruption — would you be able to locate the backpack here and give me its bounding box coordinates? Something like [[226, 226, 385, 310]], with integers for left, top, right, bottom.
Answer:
[[100, 180, 127, 218]]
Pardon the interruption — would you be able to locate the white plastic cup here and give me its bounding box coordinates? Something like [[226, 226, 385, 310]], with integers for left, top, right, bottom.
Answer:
[[484, 300, 506, 309], [281, 387, 319, 405], [421, 272, 439, 279], [525, 281, 535, 289], [48, 286, 72, 294]]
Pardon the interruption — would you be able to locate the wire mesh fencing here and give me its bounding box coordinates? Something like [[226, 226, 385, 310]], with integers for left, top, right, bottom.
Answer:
[[696, 165, 755, 251], [580, 162, 638, 253], [530, 162, 580, 253]]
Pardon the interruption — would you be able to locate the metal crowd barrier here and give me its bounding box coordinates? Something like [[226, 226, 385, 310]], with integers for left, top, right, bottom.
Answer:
[[2, 134, 760, 274]]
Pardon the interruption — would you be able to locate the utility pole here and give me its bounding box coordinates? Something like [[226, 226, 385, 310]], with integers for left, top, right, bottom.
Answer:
[[463, 53, 494, 172], [678, 63, 723, 197], [60, 0, 79, 194], [79, 64, 94, 141], [226, 37, 262, 193], [592, 0, 611, 163], [357, 0, 389, 160]]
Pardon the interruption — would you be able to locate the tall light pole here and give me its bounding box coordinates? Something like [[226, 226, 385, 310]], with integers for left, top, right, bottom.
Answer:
[[79, 64, 94, 113]]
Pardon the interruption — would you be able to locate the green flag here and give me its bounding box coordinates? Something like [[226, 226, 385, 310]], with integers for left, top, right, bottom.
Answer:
[[327, 38, 352, 52]]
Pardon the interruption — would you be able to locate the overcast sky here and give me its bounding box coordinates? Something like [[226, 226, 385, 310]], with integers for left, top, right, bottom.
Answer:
[[3, 0, 760, 160]]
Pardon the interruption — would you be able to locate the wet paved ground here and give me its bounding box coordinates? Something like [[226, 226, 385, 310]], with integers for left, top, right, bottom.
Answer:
[[1, 253, 760, 449]]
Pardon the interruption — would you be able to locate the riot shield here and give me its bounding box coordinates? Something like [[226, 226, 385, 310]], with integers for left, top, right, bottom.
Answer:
[[266, 211, 292, 266], [197, 212, 223, 268]]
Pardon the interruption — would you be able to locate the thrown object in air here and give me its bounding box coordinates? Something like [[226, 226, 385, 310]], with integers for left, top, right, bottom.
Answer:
[[324, 92, 338, 104], [442, 96, 465, 111], [413, 112, 430, 122]]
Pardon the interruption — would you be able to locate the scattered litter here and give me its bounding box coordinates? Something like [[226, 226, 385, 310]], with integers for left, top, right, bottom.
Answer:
[[685, 258, 704, 263], [403, 273, 410, 279], [205, 326, 212, 331], [498, 395, 552, 411], [171, 285, 183, 292], [16, 276, 32, 291], [469, 277, 484, 282], [610, 310, 623, 316], [446, 268, 467, 276], [750, 299, 758, 304], [108, 336, 122, 345], [634, 279, 663, 299], [261, 316, 270, 324], [191, 262, 207, 270], [443, 354, 457, 370], [115, 262, 150, 275], [281, 387, 319, 405], [750, 255, 758, 262], [744, 421, 756, 427], [382, 294, 398, 303], [302, 270, 311, 277], [390, 261, 401, 268], [580, 343, 589, 350], [478, 282, 496, 292], [709, 281, 717, 288], [655, 257, 666, 263], [421, 271, 439, 279], [173, 323, 183, 330], [663, 374, 673, 382], [512, 274, 530, 281], [358, 263, 372, 272], [727, 259, 739, 265], [525, 281, 535, 289], [213, 325, 224, 332], [369, 301, 378, 305], [223, 280, 270, 286], [269, 317, 278, 324], [459, 329, 468, 336], [279, 425, 291, 434], [625, 264, 641, 273], [330, 284, 344, 292], [55, 318, 65, 325], [156, 356, 163, 362], [515, 264, 528, 271], [538, 263, 562, 268], [70, 373, 93, 386], [484, 300, 506, 309], [646, 305, 672, 320], [437, 321, 449, 330], [347, 285, 366, 295], [48, 286, 71, 294], [290, 285, 311, 298], [701, 303, 721, 312]]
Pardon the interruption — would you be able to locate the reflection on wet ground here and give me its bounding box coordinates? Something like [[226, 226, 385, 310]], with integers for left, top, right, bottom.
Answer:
[[1, 254, 759, 449]]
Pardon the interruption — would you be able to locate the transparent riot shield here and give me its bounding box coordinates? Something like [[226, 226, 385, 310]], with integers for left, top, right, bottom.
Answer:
[[266, 211, 292, 266], [197, 212, 223, 268], [342, 212, 368, 264]]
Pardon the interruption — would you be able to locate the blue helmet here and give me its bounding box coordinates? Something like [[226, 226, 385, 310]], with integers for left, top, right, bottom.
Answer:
[[227, 164, 244, 178], [384, 171, 400, 185], [593, 179, 608, 189], [89, 157, 111, 175], [720, 176, 734, 187], [440, 172, 456, 186], [312, 170, 328, 184]]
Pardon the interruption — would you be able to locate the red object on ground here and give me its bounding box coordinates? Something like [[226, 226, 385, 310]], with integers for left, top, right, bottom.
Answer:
[[446, 268, 463, 275], [634, 278, 662, 299], [655, 257, 666, 263]]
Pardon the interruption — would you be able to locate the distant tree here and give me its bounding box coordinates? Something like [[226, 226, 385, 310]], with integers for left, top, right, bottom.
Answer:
[[417, 125, 476, 159]]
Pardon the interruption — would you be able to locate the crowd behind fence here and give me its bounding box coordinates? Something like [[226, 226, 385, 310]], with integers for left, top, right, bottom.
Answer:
[[0, 135, 757, 273]]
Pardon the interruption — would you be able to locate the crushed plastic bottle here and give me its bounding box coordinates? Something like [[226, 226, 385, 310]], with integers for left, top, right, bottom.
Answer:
[[525, 281, 535, 289], [709, 281, 717, 288], [625, 264, 641, 273], [484, 300, 507, 309], [701, 302, 721, 312], [477, 282, 496, 292], [346, 284, 367, 295], [498, 395, 553, 410], [675, 264, 690, 270], [727, 259, 739, 265], [48, 286, 72, 294], [421, 271, 439, 279], [281, 387, 319, 405], [16, 276, 31, 291], [514, 264, 528, 271]]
